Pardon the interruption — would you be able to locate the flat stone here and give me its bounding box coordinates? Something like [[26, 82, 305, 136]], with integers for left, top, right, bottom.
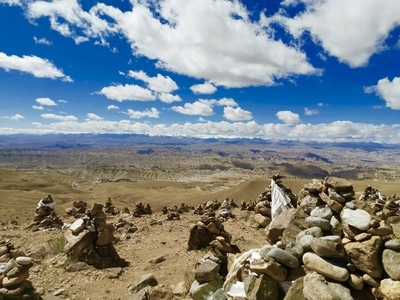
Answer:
[[2, 270, 29, 287], [296, 227, 323, 242], [195, 260, 220, 284], [341, 208, 371, 231], [302, 252, 349, 282], [70, 218, 85, 234]]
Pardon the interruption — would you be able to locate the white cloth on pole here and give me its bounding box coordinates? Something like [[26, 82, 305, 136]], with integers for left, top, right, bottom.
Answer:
[[271, 179, 293, 220]]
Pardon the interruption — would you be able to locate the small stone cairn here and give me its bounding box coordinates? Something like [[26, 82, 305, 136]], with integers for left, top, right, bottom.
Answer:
[[132, 201, 152, 217], [66, 200, 87, 218], [0, 240, 40, 299], [64, 203, 127, 268], [190, 176, 400, 300], [28, 194, 63, 230], [104, 197, 119, 215]]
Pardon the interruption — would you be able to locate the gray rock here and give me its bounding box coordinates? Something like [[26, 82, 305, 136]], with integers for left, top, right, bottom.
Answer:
[[195, 259, 220, 284], [265, 208, 297, 244], [310, 205, 333, 220], [267, 247, 299, 269], [244, 273, 279, 300], [382, 249, 400, 280], [310, 237, 344, 258], [299, 195, 319, 214], [305, 216, 330, 230], [190, 275, 223, 300], [296, 227, 323, 242], [341, 208, 371, 231], [297, 235, 314, 251], [303, 273, 352, 300]]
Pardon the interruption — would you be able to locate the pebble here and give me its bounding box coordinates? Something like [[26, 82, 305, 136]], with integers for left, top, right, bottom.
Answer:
[[15, 256, 32, 266], [385, 239, 400, 250]]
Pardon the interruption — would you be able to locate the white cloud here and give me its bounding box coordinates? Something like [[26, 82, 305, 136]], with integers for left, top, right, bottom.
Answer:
[[33, 36, 52, 46], [36, 97, 57, 106], [128, 70, 178, 93], [126, 108, 159, 119], [5, 114, 25, 121], [58, 99, 68, 103], [27, 0, 118, 45], [41, 113, 78, 121], [217, 97, 238, 107], [0, 0, 20, 6], [304, 107, 319, 116], [107, 104, 119, 110], [158, 92, 181, 103], [190, 82, 217, 95], [32, 105, 44, 110], [172, 101, 214, 116], [0, 52, 72, 81], [86, 113, 103, 121], [276, 110, 301, 124], [223, 106, 252, 121], [39, 0, 319, 88], [277, 0, 400, 67], [98, 84, 156, 102], [364, 77, 400, 110]]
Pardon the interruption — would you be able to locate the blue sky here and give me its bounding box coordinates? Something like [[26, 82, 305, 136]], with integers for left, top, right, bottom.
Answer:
[[1, 0, 400, 143]]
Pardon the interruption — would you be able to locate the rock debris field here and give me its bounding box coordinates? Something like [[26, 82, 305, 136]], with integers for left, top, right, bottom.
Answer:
[[0, 175, 400, 300]]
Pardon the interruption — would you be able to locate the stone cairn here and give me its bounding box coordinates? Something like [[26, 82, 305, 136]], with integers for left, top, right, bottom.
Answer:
[[132, 201, 152, 217], [189, 176, 400, 300], [27, 194, 64, 231], [0, 240, 40, 299], [66, 200, 87, 218], [104, 197, 119, 215], [188, 212, 241, 299], [64, 203, 127, 269]]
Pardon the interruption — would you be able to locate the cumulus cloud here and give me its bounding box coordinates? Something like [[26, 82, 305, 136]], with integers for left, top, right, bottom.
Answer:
[[98, 84, 156, 102], [126, 107, 159, 119], [25, 0, 319, 88], [276, 110, 301, 124], [26, 0, 118, 45], [172, 101, 214, 116], [158, 93, 181, 103], [277, 0, 400, 67], [36, 97, 57, 106], [32, 105, 44, 110], [223, 106, 253, 121], [190, 82, 217, 95], [128, 70, 178, 93], [0, 52, 72, 81], [364, 77, 400, 110]]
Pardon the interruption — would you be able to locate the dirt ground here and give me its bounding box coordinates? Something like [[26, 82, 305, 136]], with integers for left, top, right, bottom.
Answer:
[[1, 169, 399, 300]]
